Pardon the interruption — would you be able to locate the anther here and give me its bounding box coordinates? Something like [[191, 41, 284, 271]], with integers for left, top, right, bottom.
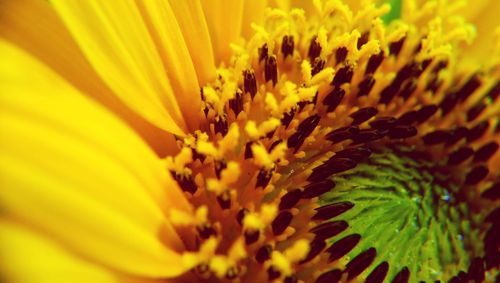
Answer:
[[351, 129, 384, 144], [389, 37, 405, 56], [331, 66, 353, 87], [426, 75, 442, 93], [334, 147, 372, 162], [440, 92, 459, 116], [398, 79, 417, 100], [446, 126, 468, 145], [226, 266, 239, 280], [350, 107, 378, 125], [265, 55, 278, 86], [465, 166, 489, 185], [467, 257, 485, 283], [422, 130, 450, 145], [433, 60, 448, 73], [311, 58, 326, 76], [326, 234, 361, 262], [172, 172, 197, 194], [365, 52, 384, 75], [269, 139, 283, 152], [255, 244, 272, 263], [244, 229, 260, 245], [216, 190, 231, 210], [345, 248, 377, 280], [308, 158, 357, 182], [315, 269, 342, 283], [486, 81, 500, 101], [415, 104, 438, 123], [243, 69, 258, 99], [267, 266, 281, 281], [357, 75, 376, 97], [326, 126, 359, 144], [366, 262, 389, 283], [214, 160, 227, 178], [387, 126, 417, 139], [302, 180, 335, 199], [281, 35, 295, 58], [281, 109, 296, 129], [457, 74, 481, 102], [272, 210, 293, 235], [370, 116, 397, 130], [335, 47, 348, 64], [256, 168, 273, 189], [481, 182, 500, 200], [391, 267, 410, 283], [298, 114, 322, 134], [244, 142, 253, 159], [474, 141, 498, 162], [447, 147, 474, 165], [467, 103, 486, 122], [236, 208, 249, 226], [485, 207, 500, 224], [467, 121, 489, 142], [379, 83, 400, 104], [358, 32, 370, 49], [197, 223, 217, 239], [323, 87, 345, 112], [308, 36, 321, 62], [229, 89, 244, 116], [214, 115, 228, 136], [279, 188, 303, 210], [259, 43, 268, 62], [312, 201, 355, 220], [396, 110, 418, 126], [299, 239, 326, 264], [310, 220, 348, 241], [284, 275, 298, 283]]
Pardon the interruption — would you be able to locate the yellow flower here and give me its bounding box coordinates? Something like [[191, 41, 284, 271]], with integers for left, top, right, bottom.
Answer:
[[0, 0, 499, 283]]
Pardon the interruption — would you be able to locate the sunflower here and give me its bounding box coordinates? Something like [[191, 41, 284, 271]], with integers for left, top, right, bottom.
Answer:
[[0, 0, 499, 282]]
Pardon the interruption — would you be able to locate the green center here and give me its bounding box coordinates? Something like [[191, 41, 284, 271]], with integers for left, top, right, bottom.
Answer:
[[320, 148, 483, 282]]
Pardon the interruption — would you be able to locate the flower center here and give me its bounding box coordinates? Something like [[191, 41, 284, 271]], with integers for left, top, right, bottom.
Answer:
[[165, 2, 498, 282]]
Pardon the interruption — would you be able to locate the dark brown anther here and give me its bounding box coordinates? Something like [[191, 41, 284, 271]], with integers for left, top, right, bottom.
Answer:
[[281, 108, 296, 128], [256, 168, 273, 189], [308, 158, 357, 182], [265, 55, 278, 86], [467, 102, 486, 122], [312, 201, 354, 220], [308, 36, 321, 62], [269, 139, 283, 152], [467, 121, 489, 142], [457, 74, 481, 102], [197, 223, 216, 239], [272, 210, 293, 235], [323, 87, 345, 112], [192, 148, 206, 163], [357, 75, 376, 97], [474, 141, 498, 162], [236, 208, 249, 225], [298, 114, 321, 136], [310, 220, 348, 241], [287, 132, 307, 152], [397, 110, 418, 126], [416, 104, 438, 123], [214, 115, 228, 136], [244, 142, 253, 159], [302, 180, 335, 199], [334, 147, 372, 162], [389, 36, 406, 56], [433, 60, 449, 73], [366, 262, 389, 283], [216, 190, 231, 210], [448, 276, 463, 283], [446, 126, 468, 145], [421, 58, 432, 71], [284, 275, 298, 283], [447, 147, 474, 165], [315, 269, 342, 283], [326, 234, 361, 262], [485, 207, 500, 223], [365, 52, 384, 75], [214, 160, 227, 178], [346, 248, 377, 280], [439, 91, 459, 116], [256, 244, 272, 263], [394, 61, 420, 87], [326, 125, 359, 144], [279, 188, 303, 210], [387, 126, 417, 139], [281, 35, 295, 58], [335, 47, 348, 64], [350, 107, 378, 125], [172, 172, 197, 194], [481, 182, 500, 200], [379, 82, 400, 104], [267, 266, 281, 281], [391, 267, 410, 283], [358, 32, 370, 49], [486, 81, 500, 101], [468, 257, 485, 283], [426, 75, 442, 93], [226, 266, 239, 280], [331, 66, 354, 87], [422, 130, 450, 145], [311, 58, 326, 76], [370, 116, 397, 130], [244, 229, 260, 245], [465, 166, 489, 185], [457, 271, 468, 282], [351, 129, 384, 144], [398, 79, 417, 100], [243, 69, 258, 98], [229, 89, 244, 117], [300, 239, 326, 264], [259, 43, 268, 62]]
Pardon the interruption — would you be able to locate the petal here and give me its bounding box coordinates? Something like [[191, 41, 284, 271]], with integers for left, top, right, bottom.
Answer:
[[201, 0, 244, 63], [242, 0, 268, 38], [0, 40, 191, 277], [51, 0, 187, 136], [135, 0, 204, 131], [0, 0, 180, 156], [168, 0, 217, 86]]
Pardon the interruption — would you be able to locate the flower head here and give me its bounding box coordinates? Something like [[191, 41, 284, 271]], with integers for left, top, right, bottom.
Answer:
[[0, 0, 499, 282]]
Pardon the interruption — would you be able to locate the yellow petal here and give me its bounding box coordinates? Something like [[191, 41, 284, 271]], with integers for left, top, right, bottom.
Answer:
[[242, 0, 268, 38], [135, 0, 204, 131], [0, 0, 180, 156], [201, 0, 244, 63], [51, 0, 187, 136], [168, 0, 217, 86], [0, 39, 190, 277]]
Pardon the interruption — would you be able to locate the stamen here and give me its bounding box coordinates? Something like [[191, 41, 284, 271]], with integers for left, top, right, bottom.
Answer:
[[326, 234, 361, 262]]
